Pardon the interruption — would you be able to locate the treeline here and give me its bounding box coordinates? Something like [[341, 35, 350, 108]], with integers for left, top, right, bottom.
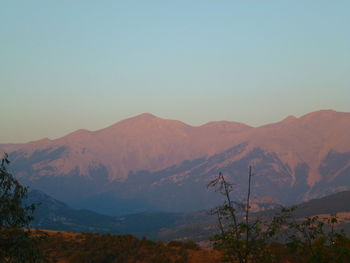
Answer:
[[36, 231, 350, 263], [41, 231, 200, 263]]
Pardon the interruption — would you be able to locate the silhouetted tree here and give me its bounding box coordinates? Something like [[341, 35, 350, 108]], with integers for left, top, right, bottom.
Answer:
[[208, 166, 350, 263], [0, 153, 50, 262]]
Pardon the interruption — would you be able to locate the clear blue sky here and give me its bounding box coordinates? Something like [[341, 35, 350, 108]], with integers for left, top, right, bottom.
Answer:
[[1, 1, 349, 143]]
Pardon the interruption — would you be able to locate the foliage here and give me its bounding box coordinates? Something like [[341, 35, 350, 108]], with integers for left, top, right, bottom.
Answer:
[[41, 232, 193, 263], [0, 154, 35, 228], [285, 214, 350, 263], [208, 167, 350, 263], [0, 153, 50, 263], [168, 240, 200, 250], [208, 168, 282, 263]]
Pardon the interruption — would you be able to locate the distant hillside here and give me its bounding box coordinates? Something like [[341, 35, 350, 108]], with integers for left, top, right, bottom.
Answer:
[[26, 189, 121, 233], [27, 189, 350, 242], [161, 190, 350, 242], [27, 189, 202, 240], [276, 190, 350, 218]]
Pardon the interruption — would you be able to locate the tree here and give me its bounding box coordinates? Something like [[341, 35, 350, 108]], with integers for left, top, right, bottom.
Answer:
[[208, 166, 350, 263], [285, 214, 350, 263], [0, 153, 50, 262], [208, 167, 286, 263]]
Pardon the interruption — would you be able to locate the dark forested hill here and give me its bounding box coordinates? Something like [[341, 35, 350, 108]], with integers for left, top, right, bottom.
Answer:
[[27, 189, 202, 240]]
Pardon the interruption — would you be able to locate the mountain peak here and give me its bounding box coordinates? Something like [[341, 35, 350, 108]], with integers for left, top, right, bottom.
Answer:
[[119, 113, 161, 124], [281, 115, 297, 123], [300, 109, 337, 119], [133, 113, 158, 120], [99, 113, 162, 131], [199, 121, 252, 133]]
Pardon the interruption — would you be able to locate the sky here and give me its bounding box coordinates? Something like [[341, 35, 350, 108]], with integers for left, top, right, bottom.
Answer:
[[1, 1, 349, 143]]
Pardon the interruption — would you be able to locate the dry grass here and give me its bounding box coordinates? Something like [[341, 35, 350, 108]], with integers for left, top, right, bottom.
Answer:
[[188, 248, 222, 263]]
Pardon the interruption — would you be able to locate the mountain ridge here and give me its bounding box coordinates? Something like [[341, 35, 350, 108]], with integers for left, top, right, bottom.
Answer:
[[2, 112, 254, 180]]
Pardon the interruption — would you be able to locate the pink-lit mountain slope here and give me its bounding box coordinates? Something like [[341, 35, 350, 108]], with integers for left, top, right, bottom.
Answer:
[[2, 110, 350, 213], [1, 113, 251, 180], [233, 110, 350, 186], [114, 110, 350, 212]]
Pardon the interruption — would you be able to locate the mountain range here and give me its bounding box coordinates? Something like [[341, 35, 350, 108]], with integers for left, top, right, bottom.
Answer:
[[2, 109, 350, 215]]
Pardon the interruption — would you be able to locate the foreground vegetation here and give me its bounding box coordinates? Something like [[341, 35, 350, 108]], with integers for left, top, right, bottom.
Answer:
[[41, 231, 199, 263], [2, 154, 350, 263], [208, 168, 350, 263], [0, 154, 50, 262], [21, 230, 350, 263], [3, 228, 350, 263]]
